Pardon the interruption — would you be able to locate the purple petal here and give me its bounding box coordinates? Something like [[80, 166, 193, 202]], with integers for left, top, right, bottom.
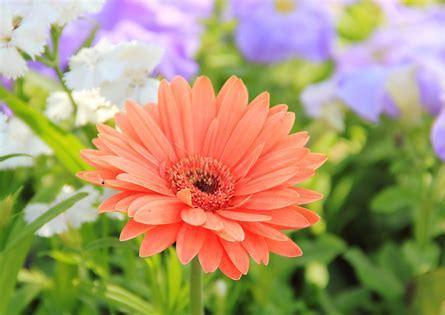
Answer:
[[431, 109, 445, 161], [337, 66, 388, 122]]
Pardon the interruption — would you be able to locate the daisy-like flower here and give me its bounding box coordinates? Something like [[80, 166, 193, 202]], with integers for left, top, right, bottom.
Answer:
[[45, 89, 119, 127], [78, 76, 326, 280], [0, 2, 50, 79]]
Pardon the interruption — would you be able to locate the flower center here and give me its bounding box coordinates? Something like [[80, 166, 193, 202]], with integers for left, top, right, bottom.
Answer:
[[275, 0, 295, 13], [167, 156, 235, 211]]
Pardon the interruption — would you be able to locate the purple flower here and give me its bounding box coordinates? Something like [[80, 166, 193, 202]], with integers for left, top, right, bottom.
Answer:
[[432, 109, 445, 161], [231, 0, 335, 63]]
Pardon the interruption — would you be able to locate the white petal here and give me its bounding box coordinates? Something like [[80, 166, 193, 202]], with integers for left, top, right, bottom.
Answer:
[[0, 46, 27, 79]]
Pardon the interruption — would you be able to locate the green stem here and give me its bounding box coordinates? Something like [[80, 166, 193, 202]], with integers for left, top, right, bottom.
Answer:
[[190, 258, 203, 315]]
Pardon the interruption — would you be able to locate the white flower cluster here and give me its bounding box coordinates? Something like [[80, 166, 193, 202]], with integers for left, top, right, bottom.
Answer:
[[64, 40, 164, 107], [45, 89, 118, 127], [0, 112, 52, 169], [0, 0, 105, 79]]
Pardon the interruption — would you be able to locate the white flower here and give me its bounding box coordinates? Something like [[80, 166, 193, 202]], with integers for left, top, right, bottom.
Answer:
[[64, 40, 123, 90], [43, 0, 105, 25], [99, 42, 164, 106], [0, 113, 52, 169], [0, 1, 50, 79], [301, 80, 345, 131], [65, 40, 164, 107], [45, 89, 119, 126], [24, 185, 100, 238]]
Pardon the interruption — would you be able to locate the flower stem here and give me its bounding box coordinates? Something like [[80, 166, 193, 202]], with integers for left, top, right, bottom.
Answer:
[[190, 258, 203, 315]]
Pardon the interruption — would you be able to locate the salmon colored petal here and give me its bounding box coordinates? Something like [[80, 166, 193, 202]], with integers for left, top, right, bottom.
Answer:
[[176, 225, 207, 264], [265, 238, 302, 257], [120, 219, 153, 241], [235, 164, 300, 196], [216, 210, 270, 222], [256, 207, 311, 228], [201, 118, 219, 157], [125, 100, 176, 162], [269, 104, 288, 115], [198, 233, 223, 273], [293, 187, 324, 204], [242, 222, 288, 241], [92, 137, 112, 153], [213, 78, 248, 157], [158, 80, 186, 157], [105, 179, 153, 193], [294, 206, 320, 225], [181, 207, 207, 226], [139, 223, 181, 257], [114, 112, 141, 146], [220, 92, 269, 166], [218, 217, 245, 242], [171, 76, 195, 154], [191, 76, 216, 153], [220, 239, 250, 275], [219, 253, 242, 280], [176, 188, 192, 206], [98, 191, 133, 213], [133, 201, 182, 225], [128, 194, 172, 217], [202, 212, 224, 231], [243, 186, 300, 210], [114, 193, 145, 212], [293, 131, 310, 147], [242, 232, 269, 265], [287, 168, 316, 184], [231, 143, 264, 180], [300, 153, 327, 169], [247, 147, 308, 180], [116, 173, 172, 196]]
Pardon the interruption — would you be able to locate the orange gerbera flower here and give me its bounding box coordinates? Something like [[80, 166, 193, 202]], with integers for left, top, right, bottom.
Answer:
[[78, 76, 326, 280]]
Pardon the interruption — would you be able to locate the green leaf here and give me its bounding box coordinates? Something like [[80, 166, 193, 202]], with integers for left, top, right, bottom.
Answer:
[[0, 221, 33, 315], [410, 268, 445, 315], [294, 234, 346, 266], [1, 192, 88, 254], [343, 248, 404, 300], [371, 186, 415, 214], [0, 85, 89, 174], [77, 281, 157, 315], [6, 284, 42, 315], [0, 153, 32, 162]]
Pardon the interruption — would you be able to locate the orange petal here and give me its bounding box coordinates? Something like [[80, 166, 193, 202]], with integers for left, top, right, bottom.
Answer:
[[176, 225, 207, 264], [115, 193, 145, 212], [139, 223, 181, 257], [300, 153, 327, 169], [198, 233, 223, 273], [98, 191, 133, 213], [120, 219, 152, 241], [265, 238, 302, 257], [219, 253, 242, 280], [191, 76, 216, 154], [181, 208, 207, 226], [128, 194, 172, 217], [242, 222, 288, 241], [243, 186, 300, 210], [231, 143, 264, 180], [292, 187, 324, 204], [220, 239, 250, 274], [242, 232, 269, 265], [217, 217, 245, 242], [294, 206, 320, 224], [259, 207, 311, 228], [176, 188, 193, 206], [133, 201, 182, 225], [202, 212, 224, 231], [216, 210, 270, 222], [220, 92, 269, 166]]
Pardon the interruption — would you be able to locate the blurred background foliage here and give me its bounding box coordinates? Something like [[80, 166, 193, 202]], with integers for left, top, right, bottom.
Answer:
[[1, 0, 445, 314]]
